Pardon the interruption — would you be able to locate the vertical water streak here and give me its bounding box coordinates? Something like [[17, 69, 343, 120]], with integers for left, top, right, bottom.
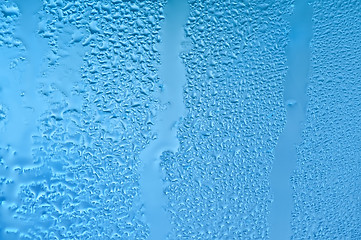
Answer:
[[0, 0, 48, 237], [139, 0, 189, 239], [269, 0, 312, 239], [0, 0, 47, 166]]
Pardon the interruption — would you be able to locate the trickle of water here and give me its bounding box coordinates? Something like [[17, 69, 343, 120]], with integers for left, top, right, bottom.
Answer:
[[269, 0, 312, 239], [139, 0, 189, 239]]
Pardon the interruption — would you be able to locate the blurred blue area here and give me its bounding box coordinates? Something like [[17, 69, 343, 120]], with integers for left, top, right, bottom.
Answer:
[[0, 0, 360, 239], [269, 0, 312, 239]]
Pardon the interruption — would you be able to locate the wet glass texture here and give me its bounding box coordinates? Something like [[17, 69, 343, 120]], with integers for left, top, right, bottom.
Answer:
[[0, 0, 360, 239]]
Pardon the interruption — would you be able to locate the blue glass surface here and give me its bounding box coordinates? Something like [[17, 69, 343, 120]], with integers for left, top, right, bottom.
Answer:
[[0, 0, 360, 239]]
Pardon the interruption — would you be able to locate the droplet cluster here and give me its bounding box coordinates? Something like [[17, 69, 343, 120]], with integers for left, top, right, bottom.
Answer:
[[0, 0, 166, 239], [0, 0, 22, 48], [2, 0, 358, 239], [291, 0, 361, 239], [160, 0, 292, 239]]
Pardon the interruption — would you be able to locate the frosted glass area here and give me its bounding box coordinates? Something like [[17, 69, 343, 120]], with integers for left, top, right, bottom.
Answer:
[[0, 0, 360, 239]]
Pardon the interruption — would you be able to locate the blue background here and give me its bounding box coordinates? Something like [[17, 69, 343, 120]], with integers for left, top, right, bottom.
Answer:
[[0, 0, 360, 239]]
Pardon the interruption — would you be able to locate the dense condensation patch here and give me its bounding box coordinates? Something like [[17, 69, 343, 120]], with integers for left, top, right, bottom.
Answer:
[[0, 0, 166, 239], [160, 0, 292, 239], [1, 0, 360, 239], [291, 0, 361, 239], [0, 0, 21, 48]]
